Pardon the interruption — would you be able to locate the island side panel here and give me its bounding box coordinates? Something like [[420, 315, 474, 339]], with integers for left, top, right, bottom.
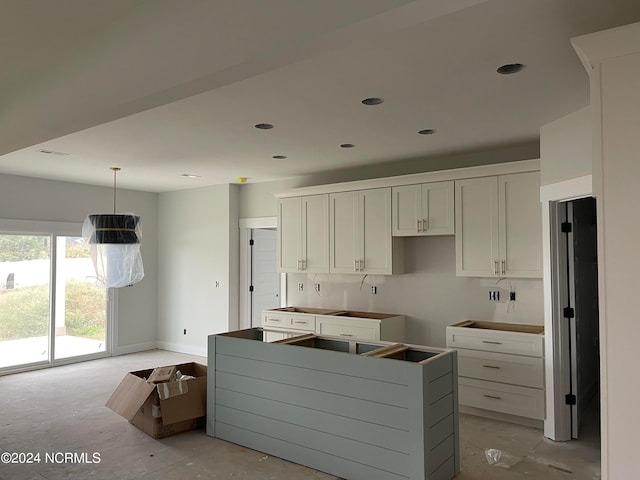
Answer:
[[209, 334, 412, 480]]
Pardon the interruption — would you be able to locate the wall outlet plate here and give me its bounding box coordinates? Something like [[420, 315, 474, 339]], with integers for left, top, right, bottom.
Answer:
[[314, 283, 320, 293], [298, 283, 304, 291], [489, 290, 500, 301]]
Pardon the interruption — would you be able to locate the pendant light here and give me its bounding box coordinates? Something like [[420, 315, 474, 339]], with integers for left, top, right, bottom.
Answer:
[[82, 167, 144, 288]]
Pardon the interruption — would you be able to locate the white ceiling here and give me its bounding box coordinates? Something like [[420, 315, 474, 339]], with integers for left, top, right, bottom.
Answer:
[[1, 0, 639, 192]]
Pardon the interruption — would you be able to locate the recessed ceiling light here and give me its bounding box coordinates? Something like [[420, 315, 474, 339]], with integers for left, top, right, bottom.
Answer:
[[272, 155, 288, 160], [37, 148, 70, 156], [180, 173, 201, 178], [340, 143, 355, 148], [361, 97, 384, 106], [418, 129, 437, 135], [254, 123, 274, 129], [497, 63, 525, 75]]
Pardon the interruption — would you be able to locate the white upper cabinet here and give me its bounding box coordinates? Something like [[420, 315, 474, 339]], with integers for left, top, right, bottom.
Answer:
[[455, 172, 542, 278], [329, 188, 402, 275], [277, 195, 329, 273], [392, 181, 454, 236]]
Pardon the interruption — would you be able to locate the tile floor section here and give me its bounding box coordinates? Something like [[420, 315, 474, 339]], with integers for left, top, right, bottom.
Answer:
[[0, 350, 601, 480]]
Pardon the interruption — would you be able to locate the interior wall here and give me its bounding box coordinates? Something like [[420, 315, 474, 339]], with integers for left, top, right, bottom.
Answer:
[[540, 106, 592, 186], [287, 236, 543, 348], [157, 183, 239, 356], [587, 35, 640, 478], [0, 173, 158, 353]]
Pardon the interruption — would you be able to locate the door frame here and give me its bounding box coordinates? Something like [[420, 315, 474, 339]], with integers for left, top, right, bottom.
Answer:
[[238, 217, 286, 330], [541, 175, 593, 440]]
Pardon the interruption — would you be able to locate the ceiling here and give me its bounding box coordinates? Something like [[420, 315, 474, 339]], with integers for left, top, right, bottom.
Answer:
[[1, 0, 639, 192]]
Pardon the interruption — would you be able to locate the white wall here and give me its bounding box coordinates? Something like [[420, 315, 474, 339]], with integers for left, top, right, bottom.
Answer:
[[287, 236, 543, 347], [572, 21, 640, 479], [0, 173, 158, 353], [540, 106, 592, 186], [157, 183, 239, 356]]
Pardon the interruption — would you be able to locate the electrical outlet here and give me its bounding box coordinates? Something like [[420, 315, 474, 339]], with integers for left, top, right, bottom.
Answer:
[[298, 283, 304, 291], [371, 286, 377, 295], [183, 329, 187, 335], [510, 291, 516, 301], [314, 283, 320, 293], [215, 281, 220, 288], [489, 290, 500, 301]]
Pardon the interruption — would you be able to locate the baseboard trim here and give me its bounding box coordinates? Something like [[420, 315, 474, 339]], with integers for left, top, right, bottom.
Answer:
[[460, 405, 544, 429], [156, 341, 207, 358], [112, 341, 157, 356]]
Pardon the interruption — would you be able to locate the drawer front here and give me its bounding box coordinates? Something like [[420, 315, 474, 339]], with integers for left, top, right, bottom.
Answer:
[[289, 314, 315, 331], [447, 326, 543, 357], [458, 378, 544, 420], [262, 312, 289, 328], [457, 349, 544, 389], [316, 320, 378, 340]]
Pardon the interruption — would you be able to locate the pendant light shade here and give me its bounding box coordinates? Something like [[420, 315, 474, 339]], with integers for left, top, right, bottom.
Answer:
[[82, 168, 144, 288]]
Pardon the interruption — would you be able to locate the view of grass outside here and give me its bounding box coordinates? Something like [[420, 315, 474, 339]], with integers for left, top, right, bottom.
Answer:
[[0, 235, 106, 343]]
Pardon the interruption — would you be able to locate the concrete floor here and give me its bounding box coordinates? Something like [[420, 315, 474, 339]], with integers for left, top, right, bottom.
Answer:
[[0, 350, 600, 480]]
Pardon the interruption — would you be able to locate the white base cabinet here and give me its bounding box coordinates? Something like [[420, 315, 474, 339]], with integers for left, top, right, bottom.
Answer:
[[263, 308, 406, 343], [446, 321, 545, 422]]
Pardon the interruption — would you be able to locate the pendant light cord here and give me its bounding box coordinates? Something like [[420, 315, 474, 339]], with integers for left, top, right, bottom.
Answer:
[[111, 167, 121, 214]]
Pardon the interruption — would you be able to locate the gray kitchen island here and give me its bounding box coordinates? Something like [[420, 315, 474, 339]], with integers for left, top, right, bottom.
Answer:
[[207, 328, 459, 480]]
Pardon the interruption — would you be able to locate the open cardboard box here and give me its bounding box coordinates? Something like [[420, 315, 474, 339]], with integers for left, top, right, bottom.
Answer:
[[106, 362, 207, 439]]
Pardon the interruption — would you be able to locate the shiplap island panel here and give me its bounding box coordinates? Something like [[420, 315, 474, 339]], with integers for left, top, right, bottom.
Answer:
[[207, 328, 459, 480]]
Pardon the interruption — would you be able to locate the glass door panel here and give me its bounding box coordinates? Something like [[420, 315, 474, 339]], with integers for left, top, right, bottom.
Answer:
[[0, 234, 51, 368], [53, 236, 107, 360]]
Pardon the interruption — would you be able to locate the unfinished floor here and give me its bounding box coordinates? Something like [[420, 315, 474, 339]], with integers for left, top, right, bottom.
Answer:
[[0, 350, 600, 480]]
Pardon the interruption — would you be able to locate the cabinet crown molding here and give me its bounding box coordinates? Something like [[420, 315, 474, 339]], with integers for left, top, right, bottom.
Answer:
[[275, 158, 540, 198]]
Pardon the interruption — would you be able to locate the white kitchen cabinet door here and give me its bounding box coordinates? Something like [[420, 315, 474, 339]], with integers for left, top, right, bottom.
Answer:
[[392, 181, 454, 236], [301, 195, 329, 273], [330, 188, 398, 274], [392, 184, 421, 236], [329, 191, 359, 274], [278, 197, 301, 273], [421, 181, 455, 235], [456, 172, 542, 278], [455, 176, 500, 277], [360, 188, 393, 274], [278, 195, 329, 273], [499, 172, 542, 278]]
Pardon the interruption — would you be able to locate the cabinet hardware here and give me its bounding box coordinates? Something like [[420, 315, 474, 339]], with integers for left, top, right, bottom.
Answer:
[[269, 318, 281, 322], [360, 259, 365, 271], [339, 333, 355, 337], [483, 394, 502, 400], [417, 219, 422, 232], [501, 259, 506, 276], [482, 365, 501, 369], [302, 259, 307, 270], [354, 259, 358, 272], [423, 218, 428, 231], [482, 340, 502, 345], [293, 321, 306, 324], [494, 260, 499, 276]]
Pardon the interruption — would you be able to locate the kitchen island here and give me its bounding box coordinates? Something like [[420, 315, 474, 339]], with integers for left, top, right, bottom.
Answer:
[[207, 328, 459, 480]]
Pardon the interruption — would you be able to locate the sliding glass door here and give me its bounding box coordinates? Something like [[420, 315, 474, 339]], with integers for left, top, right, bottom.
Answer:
[[0, 225, 110, 372], [0, 234, 51, 368]]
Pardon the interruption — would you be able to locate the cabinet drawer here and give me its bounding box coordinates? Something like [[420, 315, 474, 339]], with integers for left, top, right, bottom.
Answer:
[[262, 313, 315, 332], [288, 314, 315, 331], [447, 326, 543, 357], [316, 319, 378, 340], [459, 378, 544, 420], [457, 349, 544, 389]]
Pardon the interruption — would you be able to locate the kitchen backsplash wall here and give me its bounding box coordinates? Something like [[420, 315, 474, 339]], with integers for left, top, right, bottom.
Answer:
[[286, 235, 543, 348]]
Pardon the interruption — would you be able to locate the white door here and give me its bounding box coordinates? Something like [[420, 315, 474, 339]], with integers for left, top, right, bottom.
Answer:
[[250, 229, 280, 328], [422, 181, 455, 235], [329, 191, 359, 273], [360, 188, 392, 274], [455, 177, 499, 277], [499, 172, 543, 277], [278, 197, 300, 272], [392, 184, 421, 236], [301, 195, 329, 273]]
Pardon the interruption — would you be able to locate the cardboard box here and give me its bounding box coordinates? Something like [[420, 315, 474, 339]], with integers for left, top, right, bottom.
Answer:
[[106, 362, 207, 439], [147, 365, 177, 384]]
